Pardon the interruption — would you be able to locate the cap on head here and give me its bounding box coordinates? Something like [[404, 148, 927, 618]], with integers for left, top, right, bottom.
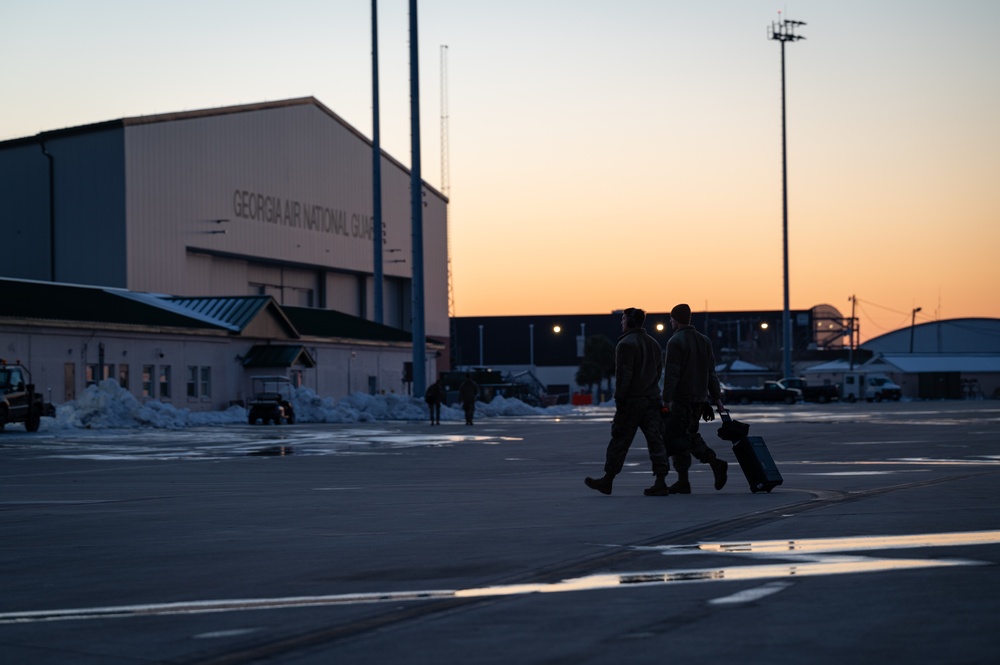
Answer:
[[623, 307, 646, 328], [670, 304, 692, 325]]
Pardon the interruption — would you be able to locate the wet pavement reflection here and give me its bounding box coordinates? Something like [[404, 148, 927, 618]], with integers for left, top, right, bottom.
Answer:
[[2, 529, 996, 624]]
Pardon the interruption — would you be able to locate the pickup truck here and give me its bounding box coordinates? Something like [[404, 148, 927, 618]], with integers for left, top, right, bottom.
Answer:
[[0, 361, 51, 432], [722, 381, 802, 405], [776, 378, 840, 403]]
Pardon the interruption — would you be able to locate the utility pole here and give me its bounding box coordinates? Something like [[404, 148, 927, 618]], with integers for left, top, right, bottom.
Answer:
[[371, 0, 384, 324], [848, 294, 856, 370], [768, 14, 805, 381], [409, 0, 427, 397], [910, 307, 922, 353]]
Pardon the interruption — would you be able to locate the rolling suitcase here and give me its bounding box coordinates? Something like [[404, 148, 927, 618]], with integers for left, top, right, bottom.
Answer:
[[718, 410, 783, 493]]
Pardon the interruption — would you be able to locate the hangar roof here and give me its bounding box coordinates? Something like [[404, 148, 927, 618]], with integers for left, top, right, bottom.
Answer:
[[862, 318, 1000, 354], [0, 96, 447, 202], [870, 354, 1000, 373]]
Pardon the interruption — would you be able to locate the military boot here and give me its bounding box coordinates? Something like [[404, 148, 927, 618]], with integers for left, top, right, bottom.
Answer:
[[643, 475, 670, 496], [584, 474, 614, 496], [668, 470, 691, 494]]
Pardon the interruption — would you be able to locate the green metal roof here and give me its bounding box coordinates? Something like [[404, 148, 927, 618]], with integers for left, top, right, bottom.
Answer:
[[0, 279, 228, 330], [282, 306, 413, 343], [162, 296, 275, 332], [0, 278, 422, 346], [242, 345, 316, 368]]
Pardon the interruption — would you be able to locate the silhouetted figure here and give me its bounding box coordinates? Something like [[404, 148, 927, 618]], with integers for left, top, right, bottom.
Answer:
[[459, 373, 479, 425], [424, 377, 445, 425], [585, 308, 671, 496], [661, 303, 728, 494]]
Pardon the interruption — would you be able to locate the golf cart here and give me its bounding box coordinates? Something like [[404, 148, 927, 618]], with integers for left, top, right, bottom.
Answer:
[[247, 376, 296, 425]]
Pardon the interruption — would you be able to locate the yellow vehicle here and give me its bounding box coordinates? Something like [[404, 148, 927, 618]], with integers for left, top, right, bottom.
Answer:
[[0, 361, 49, 432]]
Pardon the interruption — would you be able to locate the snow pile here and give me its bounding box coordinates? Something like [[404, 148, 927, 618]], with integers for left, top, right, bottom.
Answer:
[[53, 379, 245, 430], [40, 379, 583, 431]]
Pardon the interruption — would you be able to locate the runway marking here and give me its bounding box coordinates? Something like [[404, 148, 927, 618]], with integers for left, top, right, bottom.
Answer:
[[193, 628, 260, 639], [709, 582, 792, 605], [0, 530, 994, 625]]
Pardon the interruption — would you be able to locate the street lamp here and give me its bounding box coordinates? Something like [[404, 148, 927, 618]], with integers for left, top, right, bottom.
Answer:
[[478, 324, 484, 367], [769, 14, 805, 381], [910, 307, 922, 353], [528, 323, 535, 367]]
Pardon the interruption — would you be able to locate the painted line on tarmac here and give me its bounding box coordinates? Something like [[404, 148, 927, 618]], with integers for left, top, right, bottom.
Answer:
[[709, 581, 793, 605]]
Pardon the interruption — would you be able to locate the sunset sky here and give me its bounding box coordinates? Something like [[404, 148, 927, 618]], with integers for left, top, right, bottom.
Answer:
[[3, 0, 997, 343]]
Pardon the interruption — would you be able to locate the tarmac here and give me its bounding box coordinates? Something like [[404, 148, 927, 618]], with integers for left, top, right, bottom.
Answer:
[[1, 400, 999, 664]]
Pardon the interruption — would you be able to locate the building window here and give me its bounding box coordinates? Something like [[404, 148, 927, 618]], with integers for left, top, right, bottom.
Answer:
[[118, 364, 129, 390], [86, 364, 113, 387], [186, 366, 212, 399], [143, 365, 155, 397], [159, 366, 172, 399], [200, 367, 212, 398]]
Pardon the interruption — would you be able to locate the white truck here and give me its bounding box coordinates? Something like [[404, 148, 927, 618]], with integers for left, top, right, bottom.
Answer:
[[842, 373, 902, 402]]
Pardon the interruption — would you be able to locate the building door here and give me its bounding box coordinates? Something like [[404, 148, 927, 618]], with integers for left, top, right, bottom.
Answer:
[[918, 372, 961, 399], [64, 363, 76, 402]]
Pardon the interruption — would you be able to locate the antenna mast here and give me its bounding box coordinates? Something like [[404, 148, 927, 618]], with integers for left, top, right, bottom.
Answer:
[[441, 44, 454, 317], [440, 45, 450, 197]]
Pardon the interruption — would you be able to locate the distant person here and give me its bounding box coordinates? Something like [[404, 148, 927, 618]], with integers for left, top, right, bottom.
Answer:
[[424, 377, 445, 426], [585, 308, 671, 496], [459, 373, 479, 425], [661, 303, 728, 494]]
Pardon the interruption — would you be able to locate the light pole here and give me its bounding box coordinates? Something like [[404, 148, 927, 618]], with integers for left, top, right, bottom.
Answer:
[[910, 307, 922, 353], [529, 323, 535, 367], [478, 324, 484, 367], [408, 0, 427, 397], [769, 15, 805, 380], [347, 351, 356, 394], [371, 0, 384, 324]]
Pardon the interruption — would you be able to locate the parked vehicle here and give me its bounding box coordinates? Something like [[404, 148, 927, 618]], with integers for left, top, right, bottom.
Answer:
[[722, 381, 802, 405], [247, 376, 296, 425], [842, 373, 902, 402], [0, 360, 52, 432], [776, 378, 840, 403]]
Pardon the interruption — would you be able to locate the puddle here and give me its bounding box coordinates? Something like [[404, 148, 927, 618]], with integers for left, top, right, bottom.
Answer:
[[3, 529, 995, 625], [34, 430, 520, 461], [656, 530, 1000, 555]]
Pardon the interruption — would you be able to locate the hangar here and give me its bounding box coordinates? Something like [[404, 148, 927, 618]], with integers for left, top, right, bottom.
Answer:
[[0, 97, 450, 405], [802, 318, 1000, 400]]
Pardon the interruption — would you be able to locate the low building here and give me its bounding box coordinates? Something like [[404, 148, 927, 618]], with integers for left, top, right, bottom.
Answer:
[[801, 319, 1000, 399], [0, 277, 441, 410], [451, 305, 849, 401]]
